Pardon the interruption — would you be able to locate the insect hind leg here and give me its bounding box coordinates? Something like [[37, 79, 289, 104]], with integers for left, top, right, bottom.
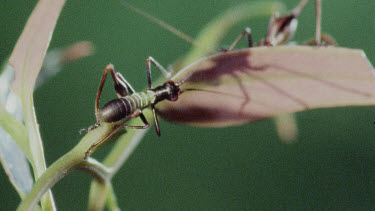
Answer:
[[80, 64, 139, 134]]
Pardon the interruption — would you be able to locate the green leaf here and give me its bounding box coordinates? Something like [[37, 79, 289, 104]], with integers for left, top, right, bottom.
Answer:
[[0, 64, 30, 159], [0, 64, 33, 198], [0, 129, 33, 198], [7, 0, 67, 210], [17, 122, 117, 211], [9, 0, 67, 95]]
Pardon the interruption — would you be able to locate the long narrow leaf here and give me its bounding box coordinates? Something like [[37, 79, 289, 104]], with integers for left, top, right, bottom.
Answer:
[[7, 0, 67, 210], [0, 64, 33, 198], [0, 131, 33, 198], [157, 46, 375, 126], [9, 0, 67, 95]]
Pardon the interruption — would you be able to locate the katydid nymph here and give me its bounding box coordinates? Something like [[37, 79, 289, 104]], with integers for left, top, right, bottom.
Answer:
[[79, 58, 195, 159]]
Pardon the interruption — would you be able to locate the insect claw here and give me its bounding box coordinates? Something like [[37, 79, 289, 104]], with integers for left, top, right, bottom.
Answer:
[[83, 150, 90, 160], [79, 123, 100, 134], [78, 128, 86, 135]]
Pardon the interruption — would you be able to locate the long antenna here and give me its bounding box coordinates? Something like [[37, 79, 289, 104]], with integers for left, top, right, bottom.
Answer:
[[113, 0, 212, 53], [292, 0, 309, 16]]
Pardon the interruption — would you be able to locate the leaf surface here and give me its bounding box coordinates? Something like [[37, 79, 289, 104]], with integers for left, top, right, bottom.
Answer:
[[9, 0, 66, 95], [157, 46, 375, 127], [6, 0, 66, 209]]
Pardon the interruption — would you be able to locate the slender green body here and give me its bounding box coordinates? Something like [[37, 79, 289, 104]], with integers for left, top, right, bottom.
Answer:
[[97, 81, 180, 123], [97, 90, 156, 123]]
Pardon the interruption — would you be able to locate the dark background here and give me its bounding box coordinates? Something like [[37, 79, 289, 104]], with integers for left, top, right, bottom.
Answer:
[[1, 0, 375, 209]]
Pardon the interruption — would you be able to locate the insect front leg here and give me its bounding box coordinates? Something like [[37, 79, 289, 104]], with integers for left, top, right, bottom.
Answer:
[[293, 0, 325, 45], [259, 0, 312, 46], [314, 0, 321, 45], [288, 0, 324, 46], [296, 0, 332, 46], [151, 105, 161, 136], [145, 57, 171, 135]]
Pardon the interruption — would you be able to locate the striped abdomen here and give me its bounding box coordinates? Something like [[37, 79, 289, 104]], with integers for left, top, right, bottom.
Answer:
[[97, 91, 156, 123]]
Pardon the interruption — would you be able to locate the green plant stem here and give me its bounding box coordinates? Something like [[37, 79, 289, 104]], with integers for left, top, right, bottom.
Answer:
[[87, 110, 152, 210], [88, 181, 109, 211], [103, 111, 152, 170], [106, 183, 120, 211], [17, 122, 116, 211], [78, 158, 112, 183]]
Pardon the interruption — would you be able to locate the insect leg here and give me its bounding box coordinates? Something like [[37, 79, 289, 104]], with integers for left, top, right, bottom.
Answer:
[[115, 72, 135, 94], [84, 109, 145, 159], [292, 0, 323, 45], [260, 0, 312, 46], [226, 27, 252, 51], [145, 57, 170, 136], [84, 123, 122, 159], [291, 0, 309, 17], [146, 57, 172, 89], [151, 105, 161, 136], [79, 64, 136, 134], [80, 64, 120, 133], [314, 0, 321, 45], [122, 108, 151, 130], [123, 122, 150, 129], [95, 64, 133, 113]]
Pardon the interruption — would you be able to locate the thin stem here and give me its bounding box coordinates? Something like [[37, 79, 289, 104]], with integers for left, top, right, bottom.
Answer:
[[17, 123, 115, 211], [78, 158, 113, 183], [88, 181, 109, 211], [106, 184, 120, 211], [87, 115, 151, 211], [17, 147, 78, 211]]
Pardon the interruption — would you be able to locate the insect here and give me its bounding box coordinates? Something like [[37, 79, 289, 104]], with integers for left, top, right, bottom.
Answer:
[[225, 0, 329, 50], [80, 57, 192, 159]]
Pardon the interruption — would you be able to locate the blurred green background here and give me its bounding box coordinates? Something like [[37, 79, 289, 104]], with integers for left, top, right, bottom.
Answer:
[[1, 0, 375, 209]]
